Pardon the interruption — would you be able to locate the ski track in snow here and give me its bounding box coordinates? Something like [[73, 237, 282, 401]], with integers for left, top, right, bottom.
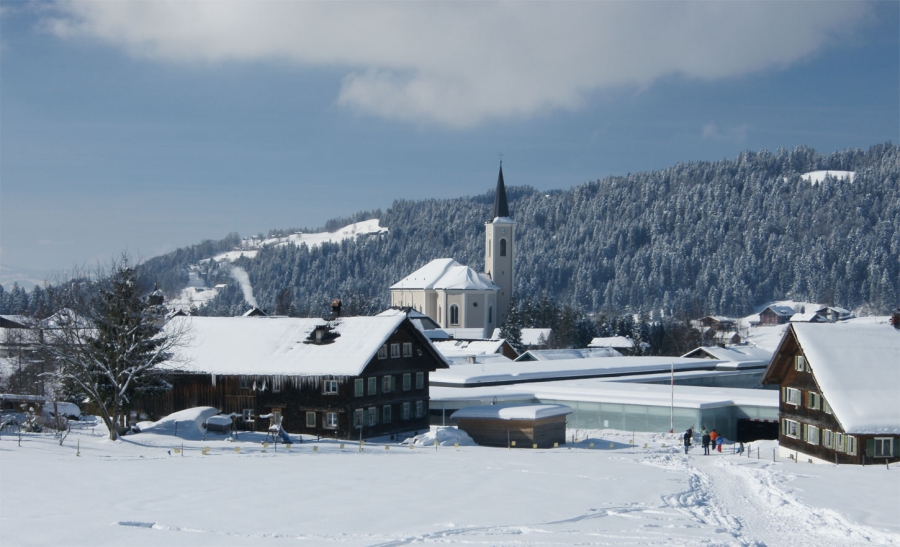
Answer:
[[646, 452, 899, 546]]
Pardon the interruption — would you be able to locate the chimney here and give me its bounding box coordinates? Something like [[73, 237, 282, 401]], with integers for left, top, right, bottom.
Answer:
[[466, 355, 477, 364], [331, 298, 342, 318], [891, 308, 900, 330]]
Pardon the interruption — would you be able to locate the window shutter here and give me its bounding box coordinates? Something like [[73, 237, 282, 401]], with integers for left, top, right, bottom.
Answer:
[[865, 438, 876, 458]]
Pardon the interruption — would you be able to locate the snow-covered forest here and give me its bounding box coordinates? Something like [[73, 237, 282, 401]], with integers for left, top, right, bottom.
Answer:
[[2, 144, 898, 319]]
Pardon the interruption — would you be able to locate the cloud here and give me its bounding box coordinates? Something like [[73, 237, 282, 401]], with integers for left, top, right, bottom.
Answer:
[[41, 1, 871, 128]]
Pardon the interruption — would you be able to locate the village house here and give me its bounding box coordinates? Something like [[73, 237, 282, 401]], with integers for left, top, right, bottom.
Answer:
[[762, 319, 900, 464], [153, 311, 449, 440], [758, 305, 796, 326]]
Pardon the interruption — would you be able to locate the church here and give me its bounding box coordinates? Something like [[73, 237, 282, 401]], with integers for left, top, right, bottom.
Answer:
[[390, 164, 516, 336]]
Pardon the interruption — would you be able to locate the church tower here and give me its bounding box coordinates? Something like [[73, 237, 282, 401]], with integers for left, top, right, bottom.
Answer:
[[485, 162, 515, 326]]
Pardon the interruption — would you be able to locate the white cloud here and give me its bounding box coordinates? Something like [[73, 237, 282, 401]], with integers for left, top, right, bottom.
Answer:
[[42, 1, 871, 128]]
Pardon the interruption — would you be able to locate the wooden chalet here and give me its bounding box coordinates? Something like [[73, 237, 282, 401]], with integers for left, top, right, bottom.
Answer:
[[148, 311, 449, 440], [762, 321, 900, 464], [759, 305, 795, 326]]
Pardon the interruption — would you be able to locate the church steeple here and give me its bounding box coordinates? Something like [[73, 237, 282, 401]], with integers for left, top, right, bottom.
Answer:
[[492, 162, 510, 219]]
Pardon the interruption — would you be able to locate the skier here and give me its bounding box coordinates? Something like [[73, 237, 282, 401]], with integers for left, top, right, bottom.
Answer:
[[683, 427, 693, 454]]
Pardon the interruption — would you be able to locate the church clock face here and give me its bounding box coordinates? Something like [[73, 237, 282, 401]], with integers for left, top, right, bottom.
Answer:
[[502, 228, 507, 234]]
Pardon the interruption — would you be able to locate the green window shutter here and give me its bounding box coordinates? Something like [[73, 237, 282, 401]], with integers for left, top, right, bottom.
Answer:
[[865, 438, 875, 457]]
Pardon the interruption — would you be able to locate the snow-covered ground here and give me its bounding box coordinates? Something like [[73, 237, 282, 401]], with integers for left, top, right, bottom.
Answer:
[[800, 170, 855, 185], [2, 418, 897, 546]]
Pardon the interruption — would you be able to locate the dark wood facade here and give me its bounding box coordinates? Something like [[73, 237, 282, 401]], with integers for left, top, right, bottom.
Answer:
[[763, 326, 900, 465], [759, 306, 792, 326], [456, 415, 568, 449], [141, 318, 447, 440]]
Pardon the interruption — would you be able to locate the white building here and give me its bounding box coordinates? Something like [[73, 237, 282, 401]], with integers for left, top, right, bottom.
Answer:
[[390, 164, 516, 335]]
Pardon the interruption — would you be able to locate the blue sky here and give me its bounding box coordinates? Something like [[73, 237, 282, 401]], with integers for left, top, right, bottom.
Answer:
[[1, 1, 898, 287]]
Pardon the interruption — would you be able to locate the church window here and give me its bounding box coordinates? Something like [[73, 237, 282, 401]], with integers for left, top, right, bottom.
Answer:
[[500, 238, 507, 256], [488, 306, 493, 324], [450, 304, 459, 325]]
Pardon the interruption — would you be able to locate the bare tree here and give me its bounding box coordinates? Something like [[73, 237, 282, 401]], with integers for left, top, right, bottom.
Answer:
[[40, 255, 189, 440]]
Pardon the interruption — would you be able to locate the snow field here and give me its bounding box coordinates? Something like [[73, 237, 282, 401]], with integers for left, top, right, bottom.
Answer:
[[1, 424, 898, 546]]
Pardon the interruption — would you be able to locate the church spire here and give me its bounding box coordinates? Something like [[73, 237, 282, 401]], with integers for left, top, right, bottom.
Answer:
[[492, 162, 509, 220]]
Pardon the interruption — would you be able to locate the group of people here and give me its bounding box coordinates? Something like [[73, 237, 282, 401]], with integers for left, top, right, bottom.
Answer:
[[683, 426, 724, 455]]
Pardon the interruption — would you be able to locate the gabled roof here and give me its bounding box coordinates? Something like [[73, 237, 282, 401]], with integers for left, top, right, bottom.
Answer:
[[515, 348, 622, 361], [762, 305, 795, 316], [588, 336, 635, 349], [163, 315, 448, 377], [390, 258, 499, 291], [432, 339, 508, 358], [764, 323, 900, 434], [681, 345, 772, 366]]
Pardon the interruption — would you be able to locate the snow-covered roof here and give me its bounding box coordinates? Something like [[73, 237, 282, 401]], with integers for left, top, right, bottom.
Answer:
[[431, 355, 758, 387], [433, 339, 507, 358], [443, 328, 491, 340], [790, 312, 821, 322], [390, 258, 498, 291], [588, 336, 635, 349], [790, 323, 900, 434], [443, 354, 514, 366], [489, 327, 550, 346], [516, 348, 622, 361], [451, 403, 573, 421], [763, 305, 795, 316], [163, 314, 434, 376], [681, 345, 772, 365]]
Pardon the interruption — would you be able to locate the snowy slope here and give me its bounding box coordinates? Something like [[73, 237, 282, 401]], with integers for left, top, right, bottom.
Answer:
[[1, 421, 897, 546], [800, 170, 855, 185]]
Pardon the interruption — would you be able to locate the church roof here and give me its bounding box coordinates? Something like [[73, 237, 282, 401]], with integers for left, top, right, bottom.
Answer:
[[390, 258, 499, 291], [492, 162, 509, 220]]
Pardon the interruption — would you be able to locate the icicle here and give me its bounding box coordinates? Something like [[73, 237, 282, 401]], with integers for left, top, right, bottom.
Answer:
[[211, 374, 216, 387]]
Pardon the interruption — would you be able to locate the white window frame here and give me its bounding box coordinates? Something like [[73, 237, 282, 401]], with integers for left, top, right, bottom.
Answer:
[[450, 304, 459, 325], [401, 402, 410, 420], [403, 342, 412, 357], [415, 400, 424, 418], [306, 411, 316, 428], [383, 405, 392, 424], [325, 412, 338, 429], [353, 409, 363, 428], [383, 375, 393, 393], [823, 398, 832, 414], [795, 355, 806, 371], [378, 344, 388, 360], [354, 378, 364, 397], [846, 435, 858, 455], [804, 424, 819, 445], [783, 387, 801, 406], [822, 429, 833, 449], [323, 379, 338, 395], [416, 372, 424, 389], [403, 373, 411, 391], [835, 432, 844, 453], [782, 418, 799, 438], [367, 407, 377, 426], [873, 438, 894, 458], [390, 343, 401, 358]]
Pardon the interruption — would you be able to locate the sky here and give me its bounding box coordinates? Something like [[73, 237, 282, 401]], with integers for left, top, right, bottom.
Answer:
[[1, 0, 898, 287]]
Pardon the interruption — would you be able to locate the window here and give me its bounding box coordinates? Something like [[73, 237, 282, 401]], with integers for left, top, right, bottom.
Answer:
[[416, 372, 424, 389], [306, 412, 316, 428], [325, 412, 338, 429], [823, 398, 832, 414], [378, 345, 388, 359], [272, 376, 283, 393], [239, 377, 250, 389], [783, 387, 801, 406], [383, 375, 394, 393], [846, 435, 858, 455], [383, 405, 392, 424], [368, 377, 377, 395], [367, 407, 377, 426], [874, 438, 894, 458], [782, 418, 799, 438], [403, 373, 411, 391], [450, 304, 459, 325], [804, 424, 819, 445], [807, 392, 821, 410], [355, 379, 364, 397], [835, 432, 844, 452], [353, 409, 363, 428], [323, 380, 338, 394], [401, 402, 410, 420], [415, 400, 424, 418], [403, 343, 412, 357], [795, 355, 806, 371], [390, 343, 400, 358], [822, 429, 833, 449], [488, 306, 493, 324], [243, 409, 254, 422], [500, 238, 507, 257]]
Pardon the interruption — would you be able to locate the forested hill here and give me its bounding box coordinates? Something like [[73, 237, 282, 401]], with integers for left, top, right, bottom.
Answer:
[[153, 143, 899, 318]]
